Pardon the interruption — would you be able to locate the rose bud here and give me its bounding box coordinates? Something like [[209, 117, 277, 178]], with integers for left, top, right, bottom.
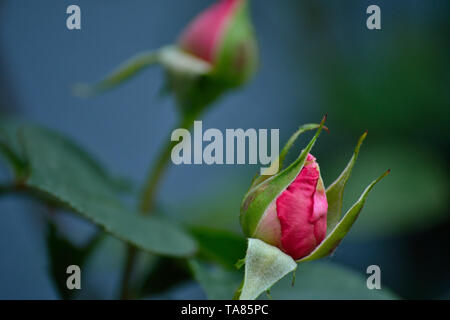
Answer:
[[178, 0, 258, 86], [240, 121, 326, 261], [242, 154, 327, 260], [238, 120, 390, 300], [240, 120, 390, 260], [75, 0, 258, 115], [261, 154, 326, 260]]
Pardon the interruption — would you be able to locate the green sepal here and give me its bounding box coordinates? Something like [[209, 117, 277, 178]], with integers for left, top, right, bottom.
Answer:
[[298, 170, 390, 263], [215, 0, 258, 87], [238, 238, 296, 300], [73, 50, 161, 97], [159, 46, 212, 76], [73, 45, 226, 118], [325, 131, 367, 234], [159, 47, 226, 117], [251, 123, 324, 188], [240, 117, 326, 238], [235, 258, 245, 270]]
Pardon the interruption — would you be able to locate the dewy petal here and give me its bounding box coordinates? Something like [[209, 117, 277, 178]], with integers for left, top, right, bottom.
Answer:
[[178, 0, 241, 63], [276, 154, 327, 260]]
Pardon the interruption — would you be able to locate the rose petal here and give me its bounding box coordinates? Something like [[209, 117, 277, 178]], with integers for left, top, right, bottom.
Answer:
[[276, 154, 327, 260], [179, 0, 240, 62]]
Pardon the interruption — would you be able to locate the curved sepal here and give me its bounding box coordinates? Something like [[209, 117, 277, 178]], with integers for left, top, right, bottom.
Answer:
[[73, 50, 161, 97], [240, 117, 326, 237], [159, 46, 212, 76], [298, 170, 390, 263], [251, 123, 324, 188], [238, 238, 296, 300], [326, 131, 367, 234]]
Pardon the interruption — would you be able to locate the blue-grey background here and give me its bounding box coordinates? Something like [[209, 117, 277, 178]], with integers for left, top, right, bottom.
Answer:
[[0, 0, 448, 299]]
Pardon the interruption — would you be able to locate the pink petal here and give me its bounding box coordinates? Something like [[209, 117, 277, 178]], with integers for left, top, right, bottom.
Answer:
[[313, 185, 327, 244], [178, 0, 241, 63], [253, 201, 282, 247], [276, 154, 328, 260]]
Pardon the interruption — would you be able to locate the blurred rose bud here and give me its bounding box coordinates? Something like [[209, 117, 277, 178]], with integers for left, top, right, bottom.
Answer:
[[241, 154, 327, 260], [178, 0, 258, 86], [76, 0, 258, 117]]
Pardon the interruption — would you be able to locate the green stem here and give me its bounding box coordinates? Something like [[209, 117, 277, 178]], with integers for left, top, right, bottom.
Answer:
[[138, 139, 177, 214], [119, 115, 197, 299], [119, 246, 138, 299], [139, 114, 196, 214], [0, 184, 22, 197]]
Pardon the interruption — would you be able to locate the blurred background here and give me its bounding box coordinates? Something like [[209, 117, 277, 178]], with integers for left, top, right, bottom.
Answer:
[[0, 0, 448, 299]]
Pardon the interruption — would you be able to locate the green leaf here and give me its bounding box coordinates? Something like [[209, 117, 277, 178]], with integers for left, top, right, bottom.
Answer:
[[0, 121, 197, 257], [266, 262, 398, 300], [299, 170, 390, 263], [240, 117, 326, 238], [189, 259, 242, 300], [325, 131, 367, 234], [189, 226, 247, 269], [0, 118, 28, 179], [251, 123, 324, 187], [239, 238, 297, 300], [73, 50, 161, 97]]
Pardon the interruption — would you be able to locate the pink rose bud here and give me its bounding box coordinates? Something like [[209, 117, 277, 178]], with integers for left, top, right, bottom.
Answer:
[[240, 122, 390, 265], [238, 122, 391, 300], [245, 154, 328, 260], [178, 0, 258, 86], [75, 0, 258, 115]]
